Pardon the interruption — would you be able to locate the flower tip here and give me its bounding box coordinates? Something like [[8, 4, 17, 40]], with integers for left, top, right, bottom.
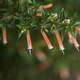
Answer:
[[49, 45, 54, 49]]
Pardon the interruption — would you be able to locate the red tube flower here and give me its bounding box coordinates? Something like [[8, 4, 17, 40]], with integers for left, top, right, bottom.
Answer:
[[76, 27, 80, 35], [26, 30, 32, 50], [35, 3, 53, 17], [2, 28, 7, 45], [55, 31, 64, 52], [43, 3, 53, 10], [75, 27, 80, 43], [35, 13, 42, 17], [68, 32, 79, 51], [41, 30, 53, 49]]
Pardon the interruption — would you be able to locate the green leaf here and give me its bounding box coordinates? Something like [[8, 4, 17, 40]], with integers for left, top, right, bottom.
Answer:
[[73, 21, 80, 26]]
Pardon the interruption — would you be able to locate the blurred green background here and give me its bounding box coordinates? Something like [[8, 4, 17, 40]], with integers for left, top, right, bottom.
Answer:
[[0, 0, 80, 80]]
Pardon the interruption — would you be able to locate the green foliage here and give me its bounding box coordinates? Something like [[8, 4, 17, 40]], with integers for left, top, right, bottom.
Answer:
[[0, 0, 80, 80]]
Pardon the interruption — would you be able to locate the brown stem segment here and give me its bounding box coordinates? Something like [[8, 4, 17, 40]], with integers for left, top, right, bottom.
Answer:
[[41, 30, 53, 49]]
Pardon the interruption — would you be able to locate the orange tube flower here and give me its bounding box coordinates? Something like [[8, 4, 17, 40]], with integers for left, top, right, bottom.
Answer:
[[35, 13, 42, 17], [26, 30, 32, 50], [68, 32, 79, 51], [2, 28, 7, 45], [43, 3, 53, 10], [41, 30, 53, 49], [75, 27, 80, 43], [35, 3, 53, 17], [76, 27, 80, 35], [55, 31, 64, 52]]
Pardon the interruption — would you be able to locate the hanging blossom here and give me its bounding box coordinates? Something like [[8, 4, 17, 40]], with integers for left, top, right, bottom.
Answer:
[[75, 27, 80, 35], [55, 31, 65, 54], [26, 30, 32, 51], [68, 32, 79, 51], [35, 3, 53, 17], [41, 30, 53, 49], [43, 3, 53, 10], [75, 27, 80, 43], [2, 28, 7, 45]]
